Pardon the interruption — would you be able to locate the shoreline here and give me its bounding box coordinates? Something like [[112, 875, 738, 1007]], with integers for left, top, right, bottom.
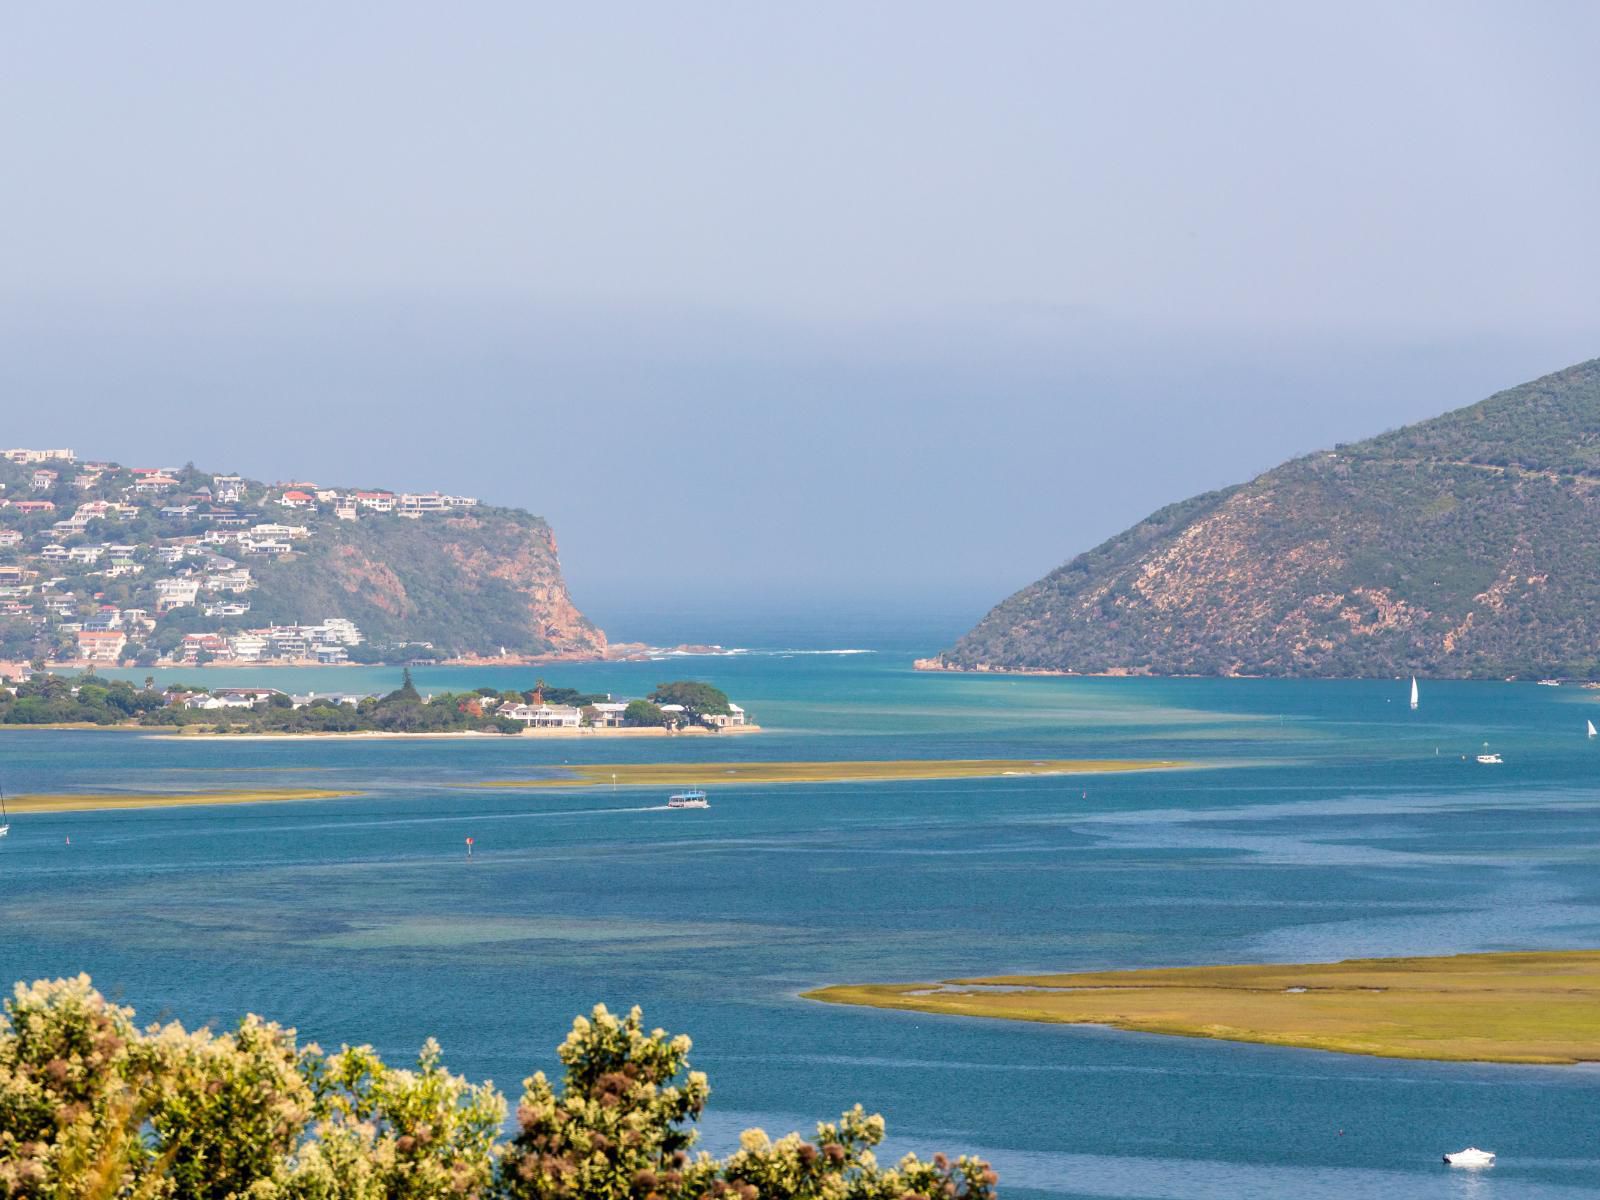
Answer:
[[152, 724, 764, 741], [804, 950, 1600, 1065], [0, 723, 762, 740]]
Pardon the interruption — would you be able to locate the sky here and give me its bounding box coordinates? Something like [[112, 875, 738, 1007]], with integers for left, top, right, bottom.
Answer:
[[4, 3, 1600, 639]]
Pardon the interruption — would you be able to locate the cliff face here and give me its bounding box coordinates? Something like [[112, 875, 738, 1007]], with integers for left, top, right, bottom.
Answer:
[[251, 510, 606, 659], [933, 357, 1600, 679]]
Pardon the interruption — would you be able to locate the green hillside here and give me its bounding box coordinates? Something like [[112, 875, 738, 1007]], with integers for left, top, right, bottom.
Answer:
[[0, 458, 604, 664], [931, 358, 1600, 678]]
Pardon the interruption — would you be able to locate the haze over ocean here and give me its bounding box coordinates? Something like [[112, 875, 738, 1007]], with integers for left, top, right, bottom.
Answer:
[[5, 4, 1600, 625]]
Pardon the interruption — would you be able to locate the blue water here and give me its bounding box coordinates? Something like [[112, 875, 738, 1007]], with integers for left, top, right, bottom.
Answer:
[[4, 641, 1600, 1197]]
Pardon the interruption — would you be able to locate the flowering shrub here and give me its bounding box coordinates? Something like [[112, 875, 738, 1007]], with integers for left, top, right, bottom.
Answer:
[[0, 979, 998, 1199]]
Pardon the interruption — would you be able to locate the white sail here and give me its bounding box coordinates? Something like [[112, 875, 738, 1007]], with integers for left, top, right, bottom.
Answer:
[[1589, 720, 1597, 739], [1409, 676, 1419, 710]]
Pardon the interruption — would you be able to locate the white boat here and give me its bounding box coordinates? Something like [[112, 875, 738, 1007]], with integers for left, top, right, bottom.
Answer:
[[0, 787, 8, 838], [1443, 1147, 1495, 1167], [1538, 678, 1561, 687], [1476, 753, 1503, 764], [1588, 720, 1596, 739], [666, 790, 709, 809], [1409, 676, 1419, 710]]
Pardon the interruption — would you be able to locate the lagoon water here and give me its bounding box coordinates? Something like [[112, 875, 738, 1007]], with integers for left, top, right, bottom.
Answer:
[[4, 627, 1600, 1198]]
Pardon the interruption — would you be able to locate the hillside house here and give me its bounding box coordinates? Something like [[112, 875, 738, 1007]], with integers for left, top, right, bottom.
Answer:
[[155, 578, 201, 612], [32, 469, 58, 491], [3, 449, 75, 464]]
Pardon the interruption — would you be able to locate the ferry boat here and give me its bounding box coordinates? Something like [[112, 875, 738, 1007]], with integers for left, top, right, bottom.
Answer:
[[667, 790, 709, 809]]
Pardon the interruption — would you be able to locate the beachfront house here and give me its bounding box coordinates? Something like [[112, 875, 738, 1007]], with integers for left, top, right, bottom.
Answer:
[[702, 702, 749, 729], [503, 702, 582, 728], [75, 630, 127, 663], [587, 700, 629, 728]]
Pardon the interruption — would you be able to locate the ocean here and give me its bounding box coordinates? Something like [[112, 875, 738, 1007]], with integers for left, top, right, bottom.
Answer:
[[3, 626, 1599, 1198]]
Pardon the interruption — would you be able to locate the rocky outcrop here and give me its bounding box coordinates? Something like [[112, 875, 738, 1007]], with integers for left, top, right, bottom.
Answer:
[[251, 508, 606, 659]]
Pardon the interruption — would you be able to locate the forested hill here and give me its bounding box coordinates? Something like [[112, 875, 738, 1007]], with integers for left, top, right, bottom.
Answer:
[[926, 357, 1600, 679]]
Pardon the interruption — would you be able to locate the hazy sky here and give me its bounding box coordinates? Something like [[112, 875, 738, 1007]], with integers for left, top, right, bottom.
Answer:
[[4, 3, 1599, 637]]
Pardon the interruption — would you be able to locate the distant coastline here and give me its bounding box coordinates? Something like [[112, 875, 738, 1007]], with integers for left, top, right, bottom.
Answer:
[[152, 724, 763, 740]]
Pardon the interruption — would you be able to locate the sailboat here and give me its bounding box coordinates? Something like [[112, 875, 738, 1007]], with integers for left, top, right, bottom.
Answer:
[[0, 788, 9, 838], [1409, 676, 1419, 711], [1588, 720, 1597, 739]]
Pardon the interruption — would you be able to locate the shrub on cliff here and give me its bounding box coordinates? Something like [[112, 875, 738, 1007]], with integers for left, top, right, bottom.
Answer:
[[0, 977, 998, 1199]]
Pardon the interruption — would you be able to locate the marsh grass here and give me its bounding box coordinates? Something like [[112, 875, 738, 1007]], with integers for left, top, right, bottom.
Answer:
[[805, 951, 1600, 1064]]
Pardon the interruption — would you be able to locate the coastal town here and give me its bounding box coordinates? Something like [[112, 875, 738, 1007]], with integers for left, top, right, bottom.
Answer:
[[0, 448, 480, 671]]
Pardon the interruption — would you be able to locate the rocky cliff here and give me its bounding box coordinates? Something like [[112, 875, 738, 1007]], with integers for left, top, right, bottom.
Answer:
[[250, 509, 606, 659], [928, 357, 1600, 678]]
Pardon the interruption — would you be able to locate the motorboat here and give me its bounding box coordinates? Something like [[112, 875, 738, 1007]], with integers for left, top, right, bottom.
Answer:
[[1476, 753, 1503, 765], [667, 790, 709, 809], [1443, 1147, 1495, 1167]]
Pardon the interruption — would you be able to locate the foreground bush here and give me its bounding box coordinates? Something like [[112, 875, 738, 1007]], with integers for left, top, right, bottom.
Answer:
[[0, 976, 998, 1199]]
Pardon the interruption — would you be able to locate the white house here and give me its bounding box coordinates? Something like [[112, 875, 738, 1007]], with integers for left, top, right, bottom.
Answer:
[[702, 703, 749, 729], [503, 702, 582, 728], [587, 701, 629, 728]]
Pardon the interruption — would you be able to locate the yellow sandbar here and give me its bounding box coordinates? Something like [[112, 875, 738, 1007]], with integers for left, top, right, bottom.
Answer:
[[473, 758, 1187, 789], [804, 951, 1600, 1064], [6, 788, 363, 813]]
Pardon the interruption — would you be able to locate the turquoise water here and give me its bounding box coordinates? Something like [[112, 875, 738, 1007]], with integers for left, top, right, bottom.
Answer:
[[5, 644, 1600, 1197]]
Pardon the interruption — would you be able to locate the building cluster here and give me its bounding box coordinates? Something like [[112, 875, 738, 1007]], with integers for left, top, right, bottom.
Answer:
[[489, 696, 749, 729], [0, 448, 478, 665], [174, 619, 365, 665]]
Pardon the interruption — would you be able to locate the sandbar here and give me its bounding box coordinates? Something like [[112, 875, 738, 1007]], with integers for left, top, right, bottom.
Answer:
[[472, 757, 1188, 789], [804, 951, 1600, 1064], [6, 788, 364, 813]]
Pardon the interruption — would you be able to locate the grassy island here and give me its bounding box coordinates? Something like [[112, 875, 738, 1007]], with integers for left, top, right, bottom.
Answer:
[[805, 951, 1600, 1064], [474, 757, 1188, 789]]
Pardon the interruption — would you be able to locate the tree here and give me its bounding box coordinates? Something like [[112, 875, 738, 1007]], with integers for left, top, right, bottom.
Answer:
[[623, 699, 669, 727], [0, 980, 998, 1200], [382, 668, 421, 706], [649, 681, 732, 717]]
